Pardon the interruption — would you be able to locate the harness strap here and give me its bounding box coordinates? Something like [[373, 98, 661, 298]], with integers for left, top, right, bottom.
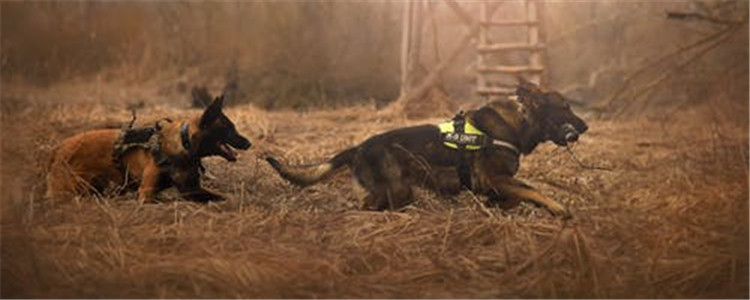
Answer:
[[180, 122, 191, 152], [113, 127, 154, 170], [112, 136, 128, 172], [112, 126, 170, 173], [149, 132, 171, 168], [178, 122, 206, 174], [453, 114, 473, 190]]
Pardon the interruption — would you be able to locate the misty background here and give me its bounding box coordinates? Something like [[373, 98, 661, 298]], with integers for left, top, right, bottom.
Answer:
[[1, 1, 748, 118]]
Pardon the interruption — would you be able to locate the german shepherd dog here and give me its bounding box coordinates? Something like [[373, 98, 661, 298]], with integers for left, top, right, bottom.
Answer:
[[266, 79, 587, 218], [46, 94, 251, 203]]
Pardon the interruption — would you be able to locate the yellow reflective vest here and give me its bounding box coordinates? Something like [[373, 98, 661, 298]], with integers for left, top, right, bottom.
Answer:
[[438, 119, 485, 150]]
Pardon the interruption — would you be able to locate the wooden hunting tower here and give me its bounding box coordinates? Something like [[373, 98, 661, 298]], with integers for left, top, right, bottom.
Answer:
[[397, 0, 548, 105]]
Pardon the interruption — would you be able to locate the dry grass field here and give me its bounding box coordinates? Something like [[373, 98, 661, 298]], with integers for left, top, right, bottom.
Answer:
[[1, 80, 748, 298]]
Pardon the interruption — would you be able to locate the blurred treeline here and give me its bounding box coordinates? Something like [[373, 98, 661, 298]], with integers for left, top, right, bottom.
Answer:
[[1, 1, 748, 114], [1, 2, 402, 108]]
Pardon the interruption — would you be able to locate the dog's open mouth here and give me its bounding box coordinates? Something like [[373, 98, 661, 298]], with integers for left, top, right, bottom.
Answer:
[[217, 143, 238, 162]]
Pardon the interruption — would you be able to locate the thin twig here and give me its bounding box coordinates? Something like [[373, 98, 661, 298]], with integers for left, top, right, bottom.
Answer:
[[564, 146, 613, 171], [512, 223, 569, 276], [440, 209, 454, 255], [468, 191, 495, 218], [613, 21, 745, 117], [666, 11, 745, 25], [599, 19, 745, 111]]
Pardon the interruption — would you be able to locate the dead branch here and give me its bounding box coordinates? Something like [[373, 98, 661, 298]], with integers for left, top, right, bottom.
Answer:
[[611, 21, 745, 117], [666, 11, 745, 25], [564, 146, 614, 171], [381, 2, 502, 117], [598, 19, 746, 113]]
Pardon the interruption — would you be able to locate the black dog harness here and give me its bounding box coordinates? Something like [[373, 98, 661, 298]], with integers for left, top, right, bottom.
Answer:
[[112, 119, 193, 173], [112, 125, 169, 172]]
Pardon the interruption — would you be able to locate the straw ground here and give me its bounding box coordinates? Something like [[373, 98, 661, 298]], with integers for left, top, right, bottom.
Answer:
[[1, 80, 747, 298]]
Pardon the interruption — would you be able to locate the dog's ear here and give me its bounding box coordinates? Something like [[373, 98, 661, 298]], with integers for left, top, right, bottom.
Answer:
[[516, 77, 541, 99], [517, 76, 538, 88], [516, 77, 546, 108], [191, 86, 212, 108], [200, 94, 225, 128]]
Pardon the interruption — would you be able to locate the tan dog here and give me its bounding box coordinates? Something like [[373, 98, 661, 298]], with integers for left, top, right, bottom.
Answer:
[[266, 79, 587, 218], [46, 94, 251, 203]]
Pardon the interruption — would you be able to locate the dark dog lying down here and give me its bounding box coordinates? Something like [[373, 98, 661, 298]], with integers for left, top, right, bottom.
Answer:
[[46, 94, 251, 203], [267, 79, 587, 218]]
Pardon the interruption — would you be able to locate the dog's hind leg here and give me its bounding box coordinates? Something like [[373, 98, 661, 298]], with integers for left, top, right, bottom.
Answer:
[[45, 171, 78, 200], [358, 176, 412, 211], [353, 158, 380, 210], [355, 149, 413, 211], [136, 162, 168, 204], [383, 176, 413, 211], [489, 176, 571, 219], [46, 159, 90, 200]]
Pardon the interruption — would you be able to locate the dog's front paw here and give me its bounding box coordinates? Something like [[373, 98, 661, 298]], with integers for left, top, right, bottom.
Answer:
[[138, 196, 158, 204], [546, 203, 572, 219], [486, 197, 521, 210], [205, 193, 227, 202], [182, 189, 227, 203]]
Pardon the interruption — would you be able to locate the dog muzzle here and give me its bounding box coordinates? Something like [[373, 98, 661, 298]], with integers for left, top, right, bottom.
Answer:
[[561, 123, 579, 143]]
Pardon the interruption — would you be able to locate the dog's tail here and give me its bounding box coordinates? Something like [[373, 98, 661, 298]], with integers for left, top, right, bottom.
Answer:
[[265, 147, 358, 187]]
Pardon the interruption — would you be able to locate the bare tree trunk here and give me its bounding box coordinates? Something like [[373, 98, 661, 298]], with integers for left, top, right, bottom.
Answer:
[[400, 1, 413, 96], [385, 1, 500, 116], [383, 22, 482, 116], [408, 1, 424, 87]]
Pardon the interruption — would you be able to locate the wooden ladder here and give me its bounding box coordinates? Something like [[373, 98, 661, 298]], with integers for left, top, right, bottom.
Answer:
[[476, 0, 547, 96]]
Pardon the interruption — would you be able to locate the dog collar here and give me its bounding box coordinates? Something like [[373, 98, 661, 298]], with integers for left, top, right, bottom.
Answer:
[[180, 122, 191, 151], [491, 139, 520, 155]]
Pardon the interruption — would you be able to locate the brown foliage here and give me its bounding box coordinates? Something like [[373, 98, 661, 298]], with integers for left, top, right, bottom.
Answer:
[[1, 80, 747, 298]]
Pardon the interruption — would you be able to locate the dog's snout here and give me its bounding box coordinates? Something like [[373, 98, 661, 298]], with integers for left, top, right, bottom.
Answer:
[[578, 122, 588, 134], [231, 135, 252, 150], [561, 123, 579, 143], [573, 117, 588, 134], [240, 138, 252, 150], [565, 131, 579, 143]]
